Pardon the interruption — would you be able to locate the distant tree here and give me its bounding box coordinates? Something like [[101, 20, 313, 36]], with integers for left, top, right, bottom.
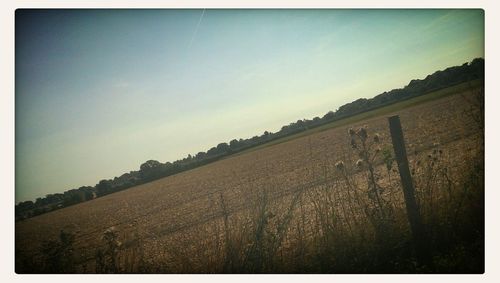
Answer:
[[15, 200, 35, 220], [207, 146, 218, 157], [78, 186, 95, 201], [323, 111, 334, 120], [16, 200, 34, 211], [216, 142, 230, 154], [63, 190, 81, 206], [139, 160, 165, 181], [250, 135, 260, 144], [96, 179, 113, 197], [195, 152, 206, 160], [140, 160, 161, 172], [229, 139, 240, 150]]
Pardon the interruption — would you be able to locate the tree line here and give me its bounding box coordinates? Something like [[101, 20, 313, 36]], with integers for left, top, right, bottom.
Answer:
[[15, 58, 484, 221]]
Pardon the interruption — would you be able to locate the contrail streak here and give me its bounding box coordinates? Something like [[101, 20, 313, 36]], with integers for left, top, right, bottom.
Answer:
[[188, 9, 205, 50]]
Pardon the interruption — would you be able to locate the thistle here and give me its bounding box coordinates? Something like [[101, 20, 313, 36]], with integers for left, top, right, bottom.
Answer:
[[350, 138, 357, 149], [348, 128, 356, 136], [357, 127, 368, 141]]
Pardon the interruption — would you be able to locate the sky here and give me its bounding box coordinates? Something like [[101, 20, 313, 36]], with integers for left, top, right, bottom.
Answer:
[[15, 9, 484, 203]]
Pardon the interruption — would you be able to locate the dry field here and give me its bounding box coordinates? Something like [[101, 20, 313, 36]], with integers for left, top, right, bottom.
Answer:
[[15, 87, 484, 273]]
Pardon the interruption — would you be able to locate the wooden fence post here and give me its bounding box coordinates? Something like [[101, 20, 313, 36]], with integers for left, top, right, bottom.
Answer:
[[388, 115, 430, 267]]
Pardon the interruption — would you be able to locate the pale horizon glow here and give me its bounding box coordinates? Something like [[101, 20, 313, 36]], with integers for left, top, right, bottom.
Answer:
[[15, 9, 484, 203]]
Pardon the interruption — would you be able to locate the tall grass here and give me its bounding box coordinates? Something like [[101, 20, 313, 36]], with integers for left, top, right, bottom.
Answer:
[[19, 90, 484, 274]]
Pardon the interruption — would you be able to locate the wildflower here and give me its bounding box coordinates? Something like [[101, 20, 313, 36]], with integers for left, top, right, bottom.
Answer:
[[335, 161, 345, 171], [373, 133, 380, 143]]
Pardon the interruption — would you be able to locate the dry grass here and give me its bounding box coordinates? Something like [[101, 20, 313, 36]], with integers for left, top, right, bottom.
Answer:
[[15, 87, 484, 273]]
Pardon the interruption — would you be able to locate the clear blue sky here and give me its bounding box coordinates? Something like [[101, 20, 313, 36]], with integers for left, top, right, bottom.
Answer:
[[15, 9, 484, 203]]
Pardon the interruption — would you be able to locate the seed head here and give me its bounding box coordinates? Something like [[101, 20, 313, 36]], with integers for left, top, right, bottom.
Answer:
[[335, 161, 345, 171], [356, 159, 364, 168], [102, 226, 118, 241], [348, 128, 356, 136], [350, 138, 357, 149], [357, 127, 368, 141], [104, 226, 116, 234]]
